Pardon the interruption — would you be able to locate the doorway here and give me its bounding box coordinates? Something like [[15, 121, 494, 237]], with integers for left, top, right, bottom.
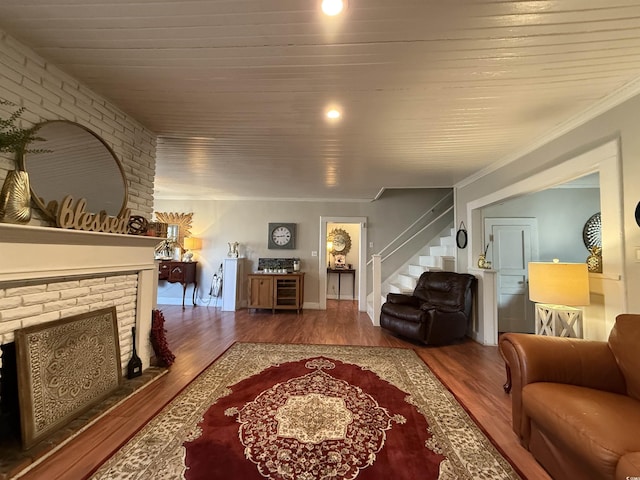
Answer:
[[484, 218, 539, 333], [326, 222, 359, 301], [319, 216, 368, 312]]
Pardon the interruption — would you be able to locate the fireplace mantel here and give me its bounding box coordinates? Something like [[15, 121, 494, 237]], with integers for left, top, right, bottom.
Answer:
[[0, 223, 161, 369], [0, 223, 161, 283]]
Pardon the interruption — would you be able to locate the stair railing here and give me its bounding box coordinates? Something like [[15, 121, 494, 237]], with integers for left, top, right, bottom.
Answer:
[[368, 191, 454, 324], [367, 191, 454, 266]]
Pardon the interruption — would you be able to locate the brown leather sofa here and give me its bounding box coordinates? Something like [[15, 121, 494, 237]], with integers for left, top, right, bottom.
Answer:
[[499, 314, 640, 480], [380, 271, 475, 345]]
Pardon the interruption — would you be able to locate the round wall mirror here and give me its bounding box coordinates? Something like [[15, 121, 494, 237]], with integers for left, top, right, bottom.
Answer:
[[20, 120, 128, 221]]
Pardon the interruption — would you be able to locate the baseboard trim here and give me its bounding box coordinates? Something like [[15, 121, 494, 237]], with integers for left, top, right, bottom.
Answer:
[[325, 295, 356, 301]]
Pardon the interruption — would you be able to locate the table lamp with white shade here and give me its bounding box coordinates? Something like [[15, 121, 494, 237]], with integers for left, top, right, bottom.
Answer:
[[528, 260, 590, 338], [183, 237, 202, 262]]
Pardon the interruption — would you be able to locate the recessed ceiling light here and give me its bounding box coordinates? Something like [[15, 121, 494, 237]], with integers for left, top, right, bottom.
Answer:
[[321, 0, 345, 16], [326, 109, 341, 120]]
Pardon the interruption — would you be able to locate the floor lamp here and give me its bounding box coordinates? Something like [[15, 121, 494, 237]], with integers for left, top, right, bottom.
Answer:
[[528, 261, 590, 338]]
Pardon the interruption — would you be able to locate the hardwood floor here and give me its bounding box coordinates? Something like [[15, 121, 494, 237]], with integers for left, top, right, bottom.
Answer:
[[15, 301, 551, 480]]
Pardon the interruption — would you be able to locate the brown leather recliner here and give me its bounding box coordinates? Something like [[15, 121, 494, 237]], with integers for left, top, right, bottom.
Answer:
[[499, 314, 640, 480], [380, 271, 475, 345]]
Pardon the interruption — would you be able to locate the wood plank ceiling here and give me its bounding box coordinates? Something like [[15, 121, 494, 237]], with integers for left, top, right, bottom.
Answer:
[[1, 0, 640, 200]]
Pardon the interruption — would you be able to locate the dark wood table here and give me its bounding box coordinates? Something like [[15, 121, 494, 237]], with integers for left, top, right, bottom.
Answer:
[[159, 260, 198, 308], [327, 268, 356, 300]]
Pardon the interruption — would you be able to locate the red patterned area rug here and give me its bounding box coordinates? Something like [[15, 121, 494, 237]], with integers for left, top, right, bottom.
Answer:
[[90, 343, 521, 480]]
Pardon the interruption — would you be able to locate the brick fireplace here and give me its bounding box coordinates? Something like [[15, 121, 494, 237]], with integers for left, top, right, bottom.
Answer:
[[0, 223, 160, 403]]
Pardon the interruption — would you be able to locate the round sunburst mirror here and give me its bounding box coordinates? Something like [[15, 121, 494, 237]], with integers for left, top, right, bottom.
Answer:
[[154, 212, 193, 249], [328, 228, 352, 256]]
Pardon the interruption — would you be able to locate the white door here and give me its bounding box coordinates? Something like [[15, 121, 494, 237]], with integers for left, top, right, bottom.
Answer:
[[484, 218, 539, 333]]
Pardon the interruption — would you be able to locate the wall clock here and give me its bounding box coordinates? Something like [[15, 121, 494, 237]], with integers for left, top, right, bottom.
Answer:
[[268, 223, 296, 249]]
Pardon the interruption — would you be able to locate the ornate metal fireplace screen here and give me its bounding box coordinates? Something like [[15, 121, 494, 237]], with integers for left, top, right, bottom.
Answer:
[[15, 307, 122, 449]]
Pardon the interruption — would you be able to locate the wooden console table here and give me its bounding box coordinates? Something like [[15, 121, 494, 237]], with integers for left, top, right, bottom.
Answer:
[[327, 268, 356, 300], [248, 273, 304, 313], [158, 260, 197, 308]]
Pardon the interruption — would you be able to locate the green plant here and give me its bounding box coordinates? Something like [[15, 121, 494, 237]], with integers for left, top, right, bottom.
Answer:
[[0, 99, 47, 159]]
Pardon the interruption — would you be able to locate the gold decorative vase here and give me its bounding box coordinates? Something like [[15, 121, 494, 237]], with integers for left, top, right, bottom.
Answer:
[[0, 170, 32, 224], [586, 246, 603, 273]]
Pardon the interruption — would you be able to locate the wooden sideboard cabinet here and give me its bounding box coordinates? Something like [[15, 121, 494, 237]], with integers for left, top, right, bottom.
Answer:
[[158, 260, 197, 308], [248, 274, 274, 310], [248, 273, 304, 313]]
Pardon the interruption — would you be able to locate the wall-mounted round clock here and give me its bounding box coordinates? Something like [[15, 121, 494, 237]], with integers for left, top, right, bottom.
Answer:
[[268, 223, 296, 249]]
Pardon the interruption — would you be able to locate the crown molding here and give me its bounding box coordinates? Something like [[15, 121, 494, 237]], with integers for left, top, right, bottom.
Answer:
[[455, 76, 640, 189]]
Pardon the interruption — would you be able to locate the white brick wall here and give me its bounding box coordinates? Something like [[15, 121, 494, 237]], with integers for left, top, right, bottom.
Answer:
[[0, 31, 156, 386], [0, 273, 139, 371], [0, 29, 156, 221]]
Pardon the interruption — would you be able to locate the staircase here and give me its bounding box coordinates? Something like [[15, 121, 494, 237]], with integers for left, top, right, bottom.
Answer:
[[386, 224, 456, 294], [367, 224, 456, 319]]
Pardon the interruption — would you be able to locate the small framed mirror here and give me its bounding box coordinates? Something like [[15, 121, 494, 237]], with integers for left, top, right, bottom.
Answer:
[[167, 224, 179, 241], [456, 230, 468, 249], [20, 120, 128, 221], [456, 222, 468, 249]]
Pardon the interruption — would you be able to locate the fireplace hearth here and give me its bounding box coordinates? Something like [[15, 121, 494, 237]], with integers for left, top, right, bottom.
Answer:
[[0, 364, 165, 480]]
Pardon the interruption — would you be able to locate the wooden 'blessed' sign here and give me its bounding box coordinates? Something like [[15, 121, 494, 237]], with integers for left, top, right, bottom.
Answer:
[[56, 195, 131, 234]]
